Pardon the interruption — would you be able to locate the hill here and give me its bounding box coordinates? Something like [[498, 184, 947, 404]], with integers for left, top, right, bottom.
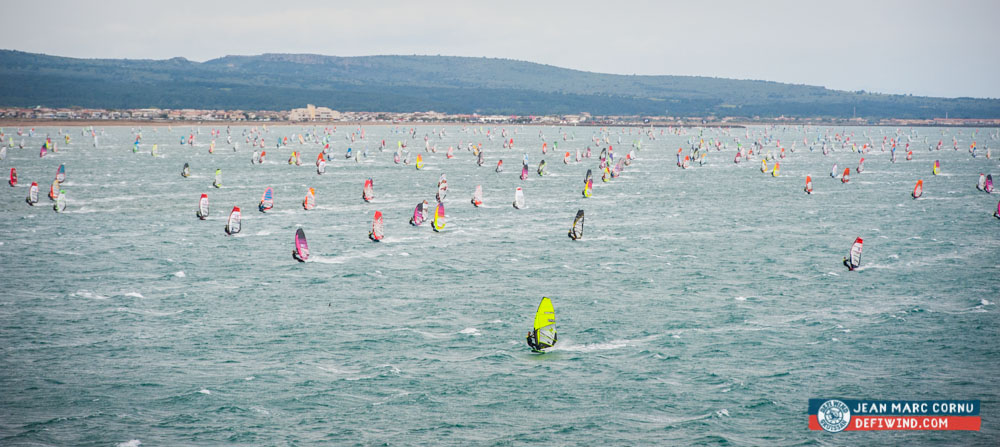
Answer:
[[1, 50, 997, 119]]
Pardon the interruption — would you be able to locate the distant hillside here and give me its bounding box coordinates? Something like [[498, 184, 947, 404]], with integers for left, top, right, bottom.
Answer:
[[1, 50, 998, 119]]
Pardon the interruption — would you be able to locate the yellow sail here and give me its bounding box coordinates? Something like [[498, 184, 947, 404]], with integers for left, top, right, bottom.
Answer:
[[530, 297, 557, 350]]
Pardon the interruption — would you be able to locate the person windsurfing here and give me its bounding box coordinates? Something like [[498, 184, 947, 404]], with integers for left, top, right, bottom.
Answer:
[[526, 297, 557, 352]]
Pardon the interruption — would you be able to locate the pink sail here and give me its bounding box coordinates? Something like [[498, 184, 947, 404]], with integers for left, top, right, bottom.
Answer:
[[293, 228, 310, 262]]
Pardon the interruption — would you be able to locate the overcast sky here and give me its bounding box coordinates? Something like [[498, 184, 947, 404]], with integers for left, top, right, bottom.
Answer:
[[3, 0, 998, 98]]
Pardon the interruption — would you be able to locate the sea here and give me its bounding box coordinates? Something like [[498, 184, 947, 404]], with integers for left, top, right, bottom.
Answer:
[[0, 124, 998, 446]]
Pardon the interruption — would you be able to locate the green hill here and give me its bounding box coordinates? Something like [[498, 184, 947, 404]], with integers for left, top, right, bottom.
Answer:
[[1, 50, 997, 119]]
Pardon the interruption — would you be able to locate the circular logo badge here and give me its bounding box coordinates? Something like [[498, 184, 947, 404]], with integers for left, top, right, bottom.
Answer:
[[817, 399, 851, 432]]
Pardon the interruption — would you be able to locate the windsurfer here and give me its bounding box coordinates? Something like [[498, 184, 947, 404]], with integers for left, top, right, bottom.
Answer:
[[843, 257, 854, 271]]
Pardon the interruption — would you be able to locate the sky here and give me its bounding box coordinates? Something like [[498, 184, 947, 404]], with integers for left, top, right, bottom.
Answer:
[[3, 0, 998, 98]]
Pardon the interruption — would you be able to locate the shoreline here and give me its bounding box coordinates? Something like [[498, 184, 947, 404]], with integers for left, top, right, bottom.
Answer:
[[1, 118, 996, 129]]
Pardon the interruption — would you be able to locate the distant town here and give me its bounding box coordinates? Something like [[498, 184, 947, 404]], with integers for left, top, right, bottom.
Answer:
[[2, 104, 998, 127]]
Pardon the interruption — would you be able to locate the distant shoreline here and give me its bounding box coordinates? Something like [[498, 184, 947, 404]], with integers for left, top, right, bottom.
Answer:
[[1, 118, 996, 129]]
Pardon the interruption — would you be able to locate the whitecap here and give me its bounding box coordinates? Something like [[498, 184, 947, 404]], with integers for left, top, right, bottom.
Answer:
[[981, 299, 994, 306], [198, 389, 211, 395], [173, 271, 186, 278], [73, 290, 108, 300], [716, 409, 730, 417], [116, 441, 141, 447], [123, 292, 144, 299], [459, 327, 480, 335]]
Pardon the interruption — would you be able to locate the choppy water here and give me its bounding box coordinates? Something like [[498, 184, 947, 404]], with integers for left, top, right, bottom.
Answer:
[[1, 124, 998, 446]]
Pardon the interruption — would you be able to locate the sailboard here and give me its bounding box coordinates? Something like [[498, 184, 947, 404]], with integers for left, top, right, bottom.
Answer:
[[26, 181, 39, 205], [411, 201, 426, 226], [225, 206, 242, 235], [182, 163, 191, 178], [303, 188, 315, 210], [846, 237, 863, 271], [49, 179, 59, 200], [293, 228, 310, 262], [259, 187, 274, 212], [912, 179, 923, 199], [932, 160, 940, 175], [568, 209, 584, 240], [55, 164, 66, 183], [513, 187, 525, 209], [805, 175, 813, 194], [841, 168, 850, 183], [197, 193, 209, 219], [471, 185, 483, 207], [526, 297, 557, 352], [363, 178, 374, 202], [432, 201, 445, 232], [53, 190, 66, 213], [369, 210, 385, 241], [8, 167, 16, 187]]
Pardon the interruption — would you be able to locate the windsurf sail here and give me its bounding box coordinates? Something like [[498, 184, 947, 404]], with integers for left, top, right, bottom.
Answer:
[[857, 157, 865, 173], [995, 199, 1000, 219], [978, 174, 986, 191], [471, 185, 483, 206], [53, 190, 66, 213], [513, 187, 525, 209], [49, 179, 59, 200], [411, 201, 426, 226], [182, 163, 191, 178], [520, 162, 528, 180], [847, 237, 863, 270], [841, 168, 850, 183], [415, 154, 423, 170], [432, 201, 445, 232], [197, 193, 209, 219], [8, 167, 16, 186], [805, 175, 813, 194], [830, 163, 838, 178], [496, 159, 503, 173], [26, 181, 38, 205], [912, 179, 923, 199], [537, 159, 547, 176], [293, 228, 310, 262], [55, 164, 66, 183], [761, 159, 768, 173], [528, 297, 557, 351], [259, 187, 274, 212], [363, 178, 374, 202], [226, 207, 241, 235], [477, 149, 485, 166], [771, 161, 780, 177], [370, 210, 385, 241], [303, 187, 315, 210], [568, 209, 584, 240], [986, 174, 994, 193], [932, 160, 940, 175], [213, 169, 222, 188], [317, 158, 326, 174]]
